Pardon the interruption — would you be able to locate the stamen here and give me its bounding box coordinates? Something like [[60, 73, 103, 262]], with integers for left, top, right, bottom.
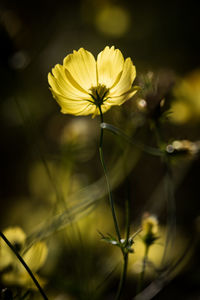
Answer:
[[89, 84, 109, 106]]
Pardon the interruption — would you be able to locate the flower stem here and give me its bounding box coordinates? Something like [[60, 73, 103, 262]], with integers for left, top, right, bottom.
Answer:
[[115, 192, 131, 300], [98, 105, 121, 242], [115, 252, 128, 300], [125, 182, 131, 244], [0, 231, 49, 300], [152, 120, 176, 265], [138, 244, 149, 293], [98, 105, 133, 300]]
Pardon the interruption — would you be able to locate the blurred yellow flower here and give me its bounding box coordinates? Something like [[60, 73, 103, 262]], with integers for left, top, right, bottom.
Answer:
[[48, 46, 137, 117], [0, 227, 48, 289], [142, 214, 158, 235], [129, 227, 189, 278], [140, 214, 159, 248], [170, 69, 200, 124], [0, 227, 26, 270]]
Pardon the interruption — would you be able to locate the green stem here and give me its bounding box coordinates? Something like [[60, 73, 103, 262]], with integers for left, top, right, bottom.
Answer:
[[152, 120, 176, 266], [115, 192, 131, 300], [0, 231, 49, 300], [138, 244, 149, 293], [98, 105, 121, 242], [98, 105, 133, 299], [125, 183, 131, 244], [115, 252, 128, 300]]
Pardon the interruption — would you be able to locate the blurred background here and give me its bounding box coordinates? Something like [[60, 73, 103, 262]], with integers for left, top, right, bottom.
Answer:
[[0, 0, 200, 299]]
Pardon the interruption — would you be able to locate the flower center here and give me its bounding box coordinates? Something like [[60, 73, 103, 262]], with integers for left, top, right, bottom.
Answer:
[[89, 84, 109, 106], [13, 241, 23, 252]]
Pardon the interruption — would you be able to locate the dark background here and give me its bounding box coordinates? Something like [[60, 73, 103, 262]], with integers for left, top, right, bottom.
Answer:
[[0, 0, 200, 299]]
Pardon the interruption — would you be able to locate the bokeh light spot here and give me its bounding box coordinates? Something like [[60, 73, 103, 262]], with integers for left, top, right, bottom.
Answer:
[[95, 5, 130, 37]]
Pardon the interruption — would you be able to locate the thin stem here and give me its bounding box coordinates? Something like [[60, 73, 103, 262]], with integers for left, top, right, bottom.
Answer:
[[115, 252, 128, 300], [98, 105, 121, 242], [125, 181, 131, 244], [98, 105, 134, 299], [152, 120, 176, 266], [138, 244, 149, 293], [0, 231, 49, 300], [115, 189, 131, 300]]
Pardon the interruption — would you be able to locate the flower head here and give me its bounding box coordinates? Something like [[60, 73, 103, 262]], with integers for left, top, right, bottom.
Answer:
[[48, 46, 137, 117], [0, 227, 48, 289], [142, 214, 158, 236], [0, 227, 26, 270], [141, 213, 159, 247], [170, 69, 200, 124]]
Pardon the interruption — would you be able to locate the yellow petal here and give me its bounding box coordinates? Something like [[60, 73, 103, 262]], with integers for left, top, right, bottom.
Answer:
[[97, 46, 124, 88], [91, 103, 113, 118], [2, 271, 46, 289], [60, 104, 95, 116], [2, 227, 26, 245], [76, 103, 97, 116], [48, 64, 89, 100], [106, 87, 138, 106], [64, 48, 97, 90], [109, 57, 136, 97], [60, 102, 94, 116], [50, 90, 94, 115], [0, 227, 26, 270], [22, 242, 48, 273]]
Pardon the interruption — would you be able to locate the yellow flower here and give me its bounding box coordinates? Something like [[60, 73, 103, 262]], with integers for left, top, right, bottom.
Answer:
[[141, 214, 159, 247], [129, 226, 189, 278], [142, 214, 158, 236], [170, 69, 200, 124], [0, 227, 26, 270], [48, 46, 137, 117], [0, 227, 48, 289], [2, 242, 48, 289]]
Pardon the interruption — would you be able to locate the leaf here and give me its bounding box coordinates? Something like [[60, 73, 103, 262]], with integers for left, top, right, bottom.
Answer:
[[101, 122, 163, 156]]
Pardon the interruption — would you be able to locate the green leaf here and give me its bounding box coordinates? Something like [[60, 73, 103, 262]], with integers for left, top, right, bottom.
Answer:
[[100, 122, 163, 157]]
